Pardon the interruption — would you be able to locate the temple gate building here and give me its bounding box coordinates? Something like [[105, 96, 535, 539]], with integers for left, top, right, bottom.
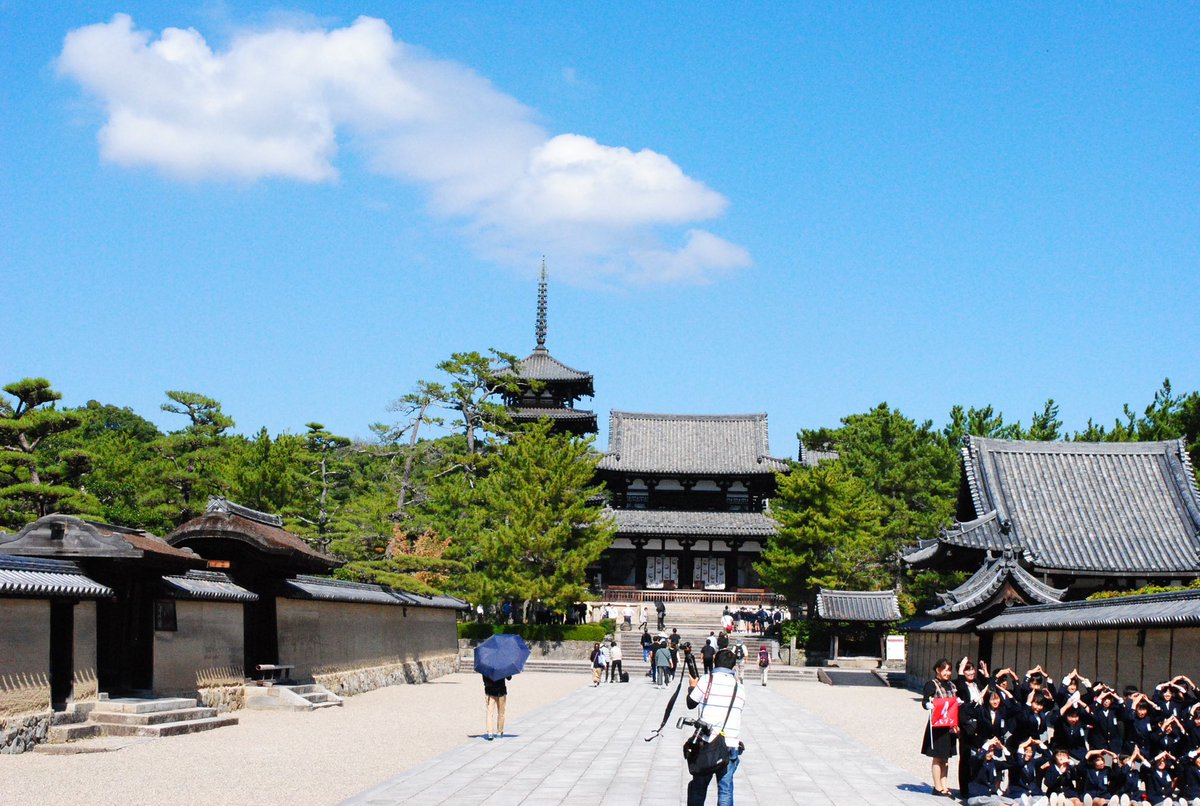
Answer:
[[594, 411, 788, 593]]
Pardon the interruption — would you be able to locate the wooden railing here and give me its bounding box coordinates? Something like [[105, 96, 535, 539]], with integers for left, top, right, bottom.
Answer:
[[600, 587, 783, 606]]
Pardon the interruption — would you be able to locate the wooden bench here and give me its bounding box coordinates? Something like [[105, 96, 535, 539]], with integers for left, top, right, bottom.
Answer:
[[254, 663, 295, 686]]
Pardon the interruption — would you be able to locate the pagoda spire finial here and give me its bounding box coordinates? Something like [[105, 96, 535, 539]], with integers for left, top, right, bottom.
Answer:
[[535, 257, 548, 350]]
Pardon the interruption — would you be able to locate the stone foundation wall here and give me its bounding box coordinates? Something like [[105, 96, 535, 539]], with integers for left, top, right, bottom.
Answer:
[[198, 683, 245, 712], [313, 654, 459, 697], [0, 712, 51, 755]]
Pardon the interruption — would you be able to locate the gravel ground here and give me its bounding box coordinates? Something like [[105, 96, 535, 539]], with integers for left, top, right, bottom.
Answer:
[[772, 679, 955, 788], [4, 673, 952, 805], [1, 672, 583, 806]]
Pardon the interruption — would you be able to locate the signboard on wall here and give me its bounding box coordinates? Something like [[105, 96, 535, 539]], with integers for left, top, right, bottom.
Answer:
[[885, 634, 906, 662]]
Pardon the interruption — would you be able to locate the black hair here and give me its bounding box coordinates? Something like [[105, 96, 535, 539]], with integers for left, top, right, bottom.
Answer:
[[933, 658, 952, 674], [715, 649, 736, 669]]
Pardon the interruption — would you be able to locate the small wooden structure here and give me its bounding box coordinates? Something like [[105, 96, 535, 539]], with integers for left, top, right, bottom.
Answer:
[[815, 589, 901, 665]]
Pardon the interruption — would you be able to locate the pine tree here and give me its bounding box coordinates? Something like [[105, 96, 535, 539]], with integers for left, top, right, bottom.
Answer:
[[0, 378, 96, 527], [451, 420, 614, 611], [755, 461, 887, 617]]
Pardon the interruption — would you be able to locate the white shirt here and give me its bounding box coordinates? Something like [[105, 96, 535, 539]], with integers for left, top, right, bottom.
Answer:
[[688, 668, 745, 747], [610, 644, 622, 661]]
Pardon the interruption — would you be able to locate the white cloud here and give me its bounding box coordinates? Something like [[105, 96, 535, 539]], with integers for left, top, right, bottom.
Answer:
[[58, 14, 750, 284]]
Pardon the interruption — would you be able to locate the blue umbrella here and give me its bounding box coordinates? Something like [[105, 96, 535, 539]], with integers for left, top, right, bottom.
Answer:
[[474, 633, 531, 679]]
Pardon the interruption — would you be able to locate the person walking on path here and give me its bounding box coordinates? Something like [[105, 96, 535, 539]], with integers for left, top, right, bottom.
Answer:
[[608, 641, 623, 683], [590, 642, 604, 686], [655, 599, 666, 631], [734, 640, 746, 682], [481, 673, 510, 741], [622, 605, 633, 630], [702, 641, 716, 675], [654, 640, 673, 689], [920, 657, 960, 798], [639, 604, 649, 631], [757, 645, 770, 686], [686, 648, 746, 806], [641, 629, 654, 665]]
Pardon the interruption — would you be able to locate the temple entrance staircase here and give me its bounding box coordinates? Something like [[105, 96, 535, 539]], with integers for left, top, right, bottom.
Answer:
[[42, 696, 238, 747], [616, 601, 817, 682], [245, 682, 344, 711]]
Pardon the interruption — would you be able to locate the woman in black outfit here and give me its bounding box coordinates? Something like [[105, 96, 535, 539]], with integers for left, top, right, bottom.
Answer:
[[922, 658, 960, 797]]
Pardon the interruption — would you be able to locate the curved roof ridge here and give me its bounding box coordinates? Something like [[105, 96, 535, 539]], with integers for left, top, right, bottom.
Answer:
[[609, 410, 769, 421]]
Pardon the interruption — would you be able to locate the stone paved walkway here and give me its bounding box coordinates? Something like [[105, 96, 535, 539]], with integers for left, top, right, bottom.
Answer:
[[345, 677, 936, 805]]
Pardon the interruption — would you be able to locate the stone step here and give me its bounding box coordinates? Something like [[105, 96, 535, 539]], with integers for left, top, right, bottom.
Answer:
[[301, 692, 341, 704], [92, 697, 197, 715], [91, 707, 218, 726], [47, 722, 100, 744], [99, 714, 238, 738], [283, 684, 319, 695]]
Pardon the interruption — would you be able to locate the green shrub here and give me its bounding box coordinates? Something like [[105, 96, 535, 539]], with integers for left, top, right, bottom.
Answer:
[[1087, 579, 1200, 600], [455, 622, 609, 642]]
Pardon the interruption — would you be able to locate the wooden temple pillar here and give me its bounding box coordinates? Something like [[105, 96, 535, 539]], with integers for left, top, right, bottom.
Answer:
[[725, 541, 740, 592], [679, 540, 695, 590], [633, 539, 648, 589]]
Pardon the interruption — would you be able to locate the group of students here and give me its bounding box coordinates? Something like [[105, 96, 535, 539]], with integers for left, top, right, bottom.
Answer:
[[720, 605, 788, 636], [640, 628, 773, 689], [922, 655, 1200, 805]]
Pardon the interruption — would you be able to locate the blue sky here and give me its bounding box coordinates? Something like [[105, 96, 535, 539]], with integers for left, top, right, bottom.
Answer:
[[3, 3, 1197, 452]]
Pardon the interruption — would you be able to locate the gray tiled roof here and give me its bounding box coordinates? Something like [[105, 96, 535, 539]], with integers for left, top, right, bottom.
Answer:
[[512, 407, 596, 421], [897, 615, 976, 633], [283, 575, 468, 609], [926, 553, 1066, 617], [797, 442, 839, 467], [598, 412, 790, 475], [161, 570, 258, 603], [902, 538, 941, 565], [953, 437, 1200, 576], [510, 348, 593, 383], [0, 555, 113, 599], [816, 589, 901, 621], [607, 508, 779, 537], [976, 589, 1200, 632]]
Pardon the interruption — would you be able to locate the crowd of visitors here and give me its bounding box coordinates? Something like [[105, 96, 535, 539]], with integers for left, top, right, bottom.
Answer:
[[922, 655, 1200, 806]]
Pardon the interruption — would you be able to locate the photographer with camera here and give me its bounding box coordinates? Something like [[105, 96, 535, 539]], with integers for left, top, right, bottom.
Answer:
[[684, 647, 746, 805]]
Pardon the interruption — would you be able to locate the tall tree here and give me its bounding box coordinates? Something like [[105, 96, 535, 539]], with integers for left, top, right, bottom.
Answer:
[[443, 420, 614, 611], [756, 461, 887, 617], [434, 350, 519, 459], [0, 378, 95, 526], [943, 404, 1018, 447], [143, 390, 235, 525], [293, 422, 353, 547], [802, 403, 958, 586], [1019, 398, 1063, 441]]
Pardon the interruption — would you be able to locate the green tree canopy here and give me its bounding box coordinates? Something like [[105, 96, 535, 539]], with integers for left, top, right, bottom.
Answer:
[[756, 461, 887, 616], [0, 378, 96, 526], [439, 420, 614, 611]]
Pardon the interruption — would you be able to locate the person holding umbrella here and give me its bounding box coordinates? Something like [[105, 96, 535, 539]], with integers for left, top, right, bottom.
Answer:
[[482, 673, 509, 740], [473, 634, 531, 740]]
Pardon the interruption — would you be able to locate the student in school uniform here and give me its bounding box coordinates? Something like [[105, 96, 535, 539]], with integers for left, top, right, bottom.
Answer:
[[1079, 749, 1118, 806], [921, 658, 960, 798], [1133, 747, 1179, 806], [963, 736, 1011, 806], [1005, 738, 1051, 806], [1126, 694, 1164, 757], [1054, 702, 1092, 763], [956, 658, 990, 796], [1042, 746, 1084, 806], [1177, 750, 1200, 806], [975, 687, 1013, 750], [1088, 689, 1127, 755]]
